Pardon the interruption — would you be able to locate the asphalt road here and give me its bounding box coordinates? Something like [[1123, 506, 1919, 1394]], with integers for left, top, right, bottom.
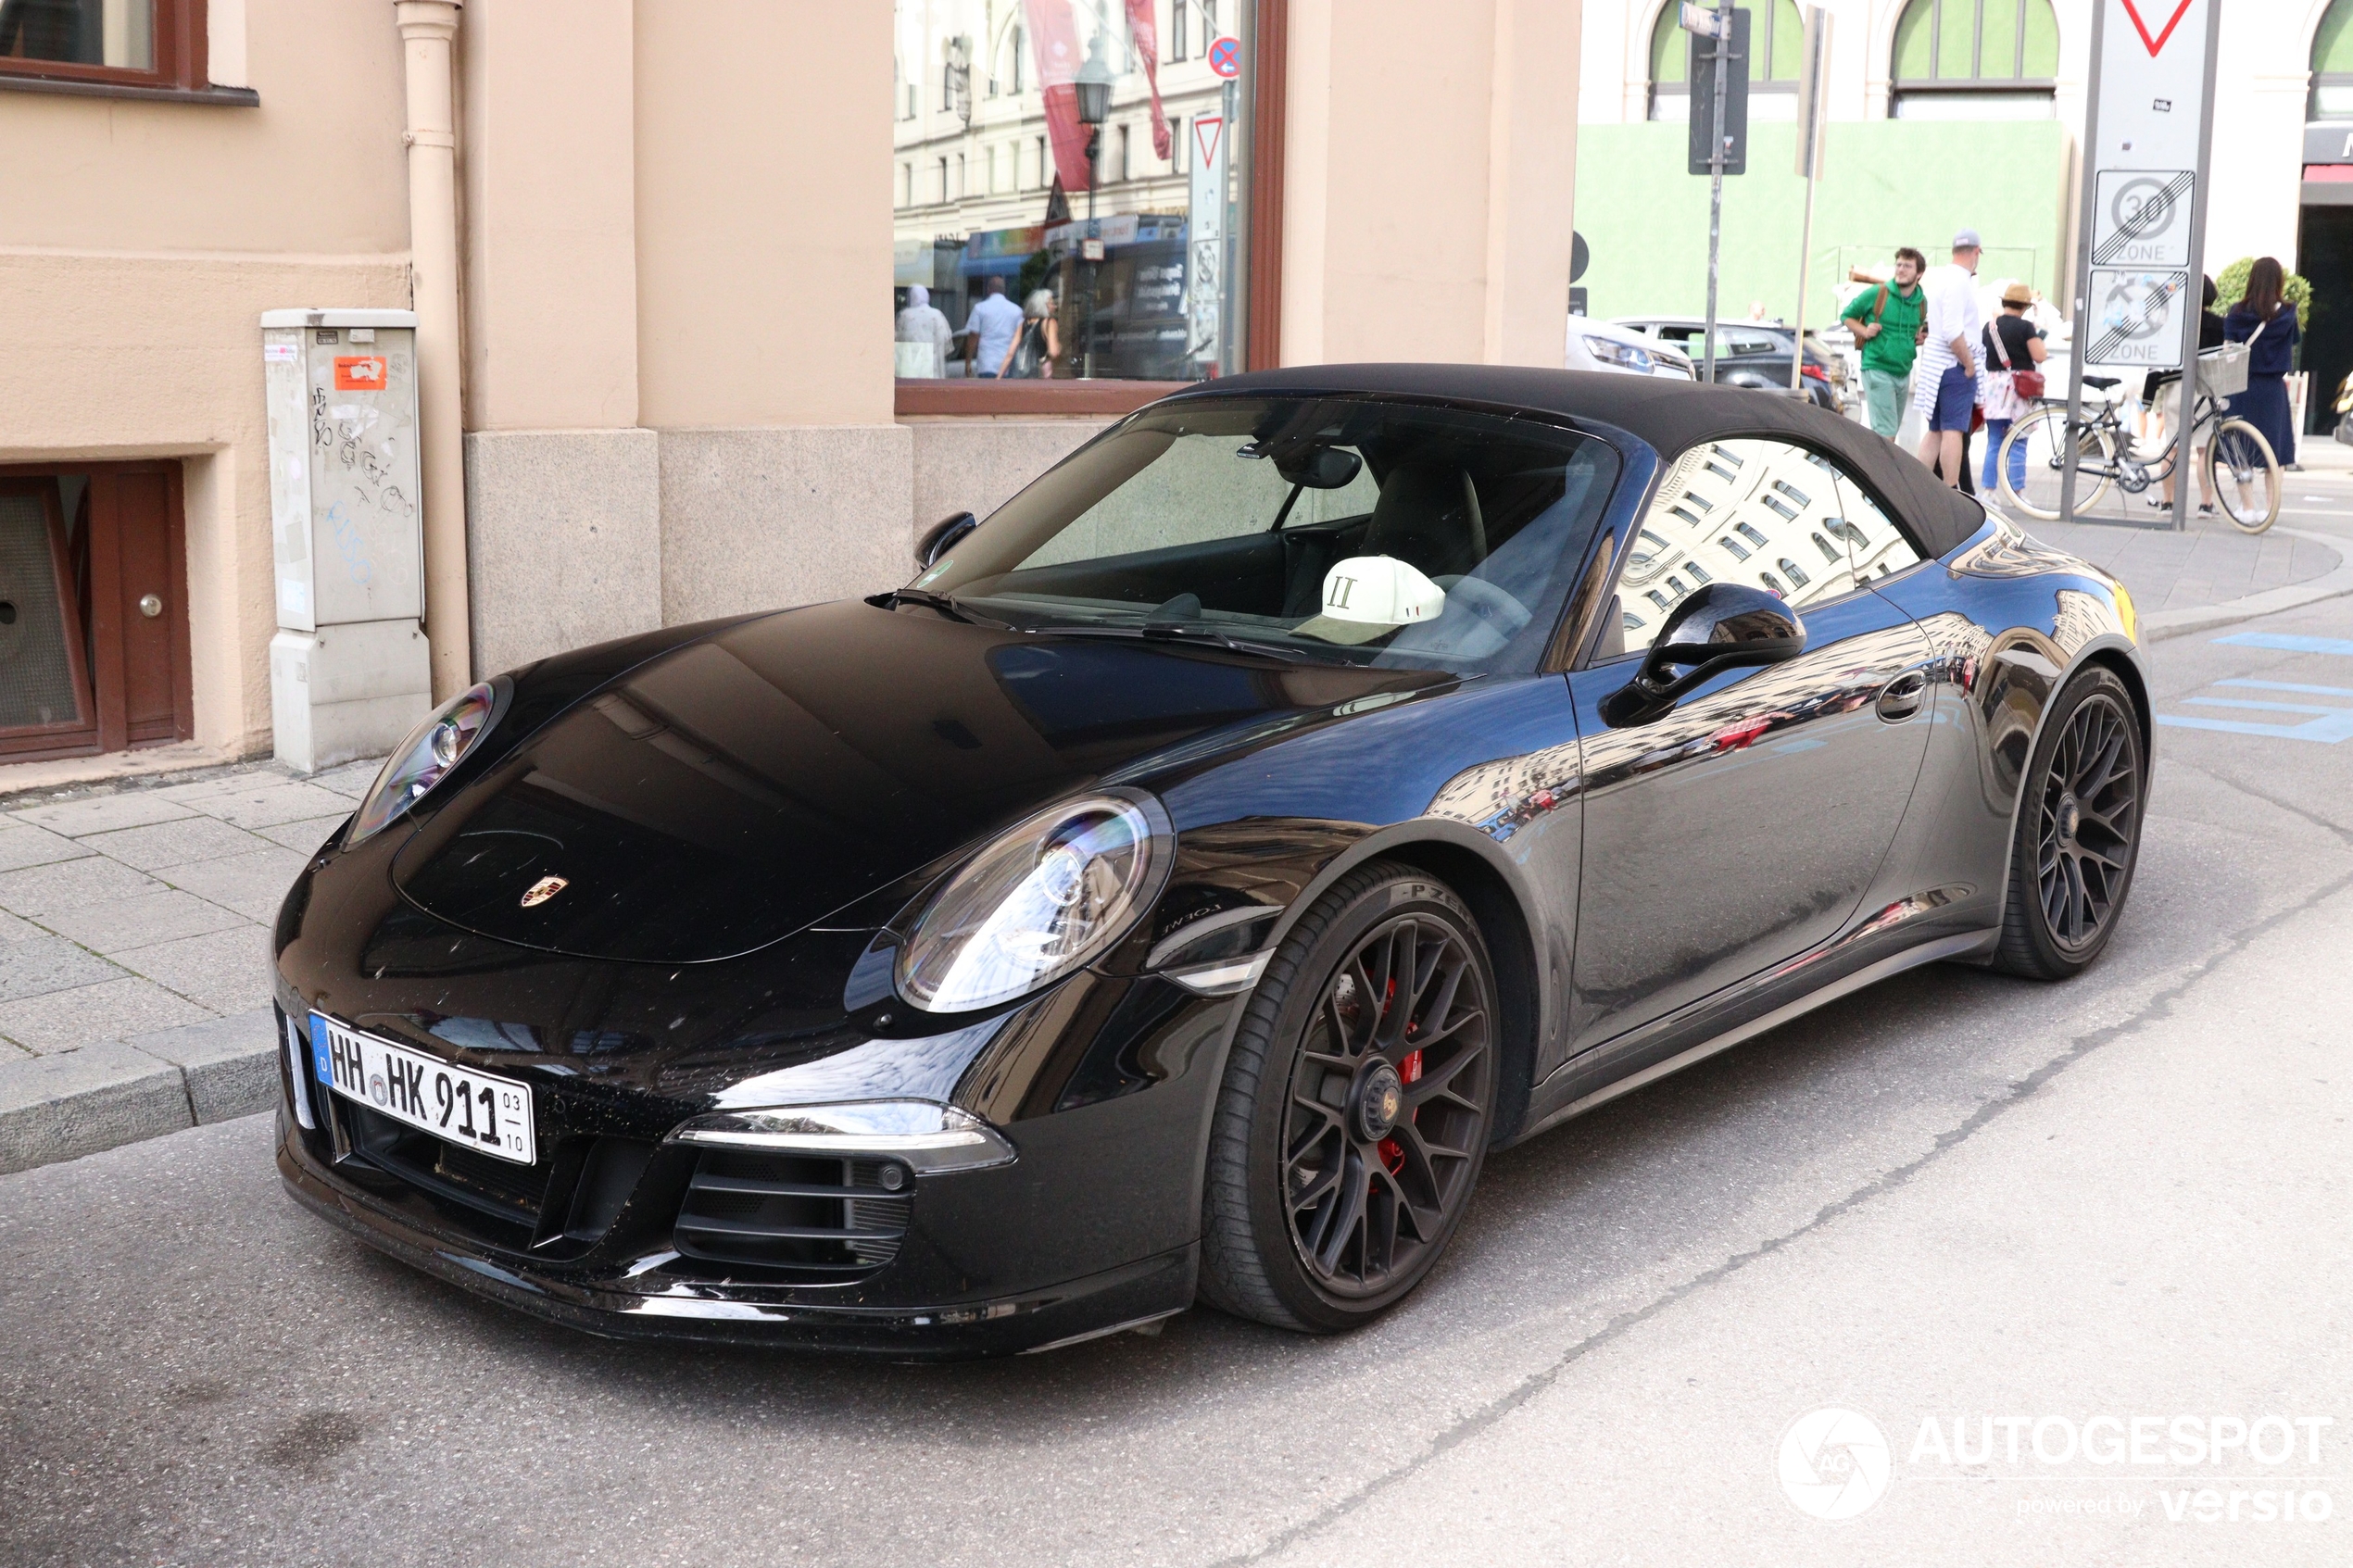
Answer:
[[6, 594, 2353, 1566]]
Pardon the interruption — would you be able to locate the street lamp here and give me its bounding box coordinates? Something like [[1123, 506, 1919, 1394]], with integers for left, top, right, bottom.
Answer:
[[1076, 32, 1113, 379]]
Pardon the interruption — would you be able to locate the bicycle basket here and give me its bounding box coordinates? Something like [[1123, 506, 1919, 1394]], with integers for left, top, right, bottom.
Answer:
[[2197, 343, 2249, 398]]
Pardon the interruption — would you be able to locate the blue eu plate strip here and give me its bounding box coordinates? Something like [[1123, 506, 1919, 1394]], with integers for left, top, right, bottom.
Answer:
[[309, 1013, 333, 1085], [2214, 633, 2353, 657]]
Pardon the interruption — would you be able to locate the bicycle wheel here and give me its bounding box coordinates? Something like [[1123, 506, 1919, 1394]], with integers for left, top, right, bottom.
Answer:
[[2206, 419, 2280, 534], [2000, 405, 2116, 521]]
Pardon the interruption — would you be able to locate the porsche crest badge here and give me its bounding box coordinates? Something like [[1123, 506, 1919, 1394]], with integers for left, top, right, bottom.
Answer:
[[520, 874, 569, 909]]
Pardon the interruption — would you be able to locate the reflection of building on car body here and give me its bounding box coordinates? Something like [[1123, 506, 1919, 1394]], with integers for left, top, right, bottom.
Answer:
[[1615, 438, 1921, 650]]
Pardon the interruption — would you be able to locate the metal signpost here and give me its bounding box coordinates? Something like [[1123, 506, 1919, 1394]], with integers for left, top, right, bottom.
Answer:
[[1187, 112, 1227, 376], [1788, 6, 1831, 395], [2060, 0, 2223, 531], [1206, 33, 1240, 376], [1684, 2, 1749, 389]]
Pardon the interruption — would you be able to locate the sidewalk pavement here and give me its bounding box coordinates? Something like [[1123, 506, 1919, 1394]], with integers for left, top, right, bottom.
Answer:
[[0, 758, 379, 1173], [2018, 431, 2353, 639]]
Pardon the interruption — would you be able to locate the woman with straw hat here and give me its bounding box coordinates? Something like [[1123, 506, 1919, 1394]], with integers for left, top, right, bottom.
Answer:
[[1980, 283, 2047, 495]]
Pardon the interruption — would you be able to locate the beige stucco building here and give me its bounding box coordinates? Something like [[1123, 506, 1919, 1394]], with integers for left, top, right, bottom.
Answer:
[[0, 0, 1585, 775]]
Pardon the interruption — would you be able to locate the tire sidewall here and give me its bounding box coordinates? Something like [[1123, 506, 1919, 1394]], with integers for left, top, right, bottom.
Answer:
[[1237, 870, 1499, 1331]]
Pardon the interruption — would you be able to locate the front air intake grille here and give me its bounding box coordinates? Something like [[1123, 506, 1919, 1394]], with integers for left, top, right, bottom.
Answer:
[[345, 1103, 551, 1230], [672, 1150, 912, 1279]]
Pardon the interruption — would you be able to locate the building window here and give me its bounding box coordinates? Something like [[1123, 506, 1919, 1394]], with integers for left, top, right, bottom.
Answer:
[[892, 0, 1259, 385], [2316, 0, 2353, 121], [1172, 0, 1189, 60], [1649, 0, 1804, 123], [1891, 0, 2058, 119], [0, 0, 213, 92]]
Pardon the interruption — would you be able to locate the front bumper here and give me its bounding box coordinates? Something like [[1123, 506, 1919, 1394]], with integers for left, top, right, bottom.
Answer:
[[278, 1110, 1197, 1357]]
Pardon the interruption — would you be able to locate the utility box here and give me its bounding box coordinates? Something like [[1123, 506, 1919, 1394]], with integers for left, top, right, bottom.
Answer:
[[261, 307, 432, 771]]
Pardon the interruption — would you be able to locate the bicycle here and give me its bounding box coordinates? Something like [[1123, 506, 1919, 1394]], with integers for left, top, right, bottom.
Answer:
[[1996, 362, 2281, 534]]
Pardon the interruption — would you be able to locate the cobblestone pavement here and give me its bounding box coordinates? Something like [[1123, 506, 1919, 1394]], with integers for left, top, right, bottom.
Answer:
[[0, 759, 379, 1165], [2031, 517, 2340, 614]]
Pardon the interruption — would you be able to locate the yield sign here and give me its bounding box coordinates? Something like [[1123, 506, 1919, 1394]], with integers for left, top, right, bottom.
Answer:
[[1193, 115, 1224, 169], [2119, 0, 2195, 56]]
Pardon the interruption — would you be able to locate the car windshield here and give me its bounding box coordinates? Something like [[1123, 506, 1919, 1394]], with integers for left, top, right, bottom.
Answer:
[[912, 396, 1621, 674]]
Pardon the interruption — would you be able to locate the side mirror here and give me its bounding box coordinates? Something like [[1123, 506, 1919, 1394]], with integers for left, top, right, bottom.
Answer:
[[915, 511, 978, 571], [1600, 583, 1806, 727]]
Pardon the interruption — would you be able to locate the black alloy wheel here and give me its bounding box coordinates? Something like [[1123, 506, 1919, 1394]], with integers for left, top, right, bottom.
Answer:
[[1199, 862, 1498, 1332], [1994, 665, 2145, 978]]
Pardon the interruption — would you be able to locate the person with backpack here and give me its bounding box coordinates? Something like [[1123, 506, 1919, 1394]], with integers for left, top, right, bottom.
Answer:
[[1841, 247, 1930, 440]]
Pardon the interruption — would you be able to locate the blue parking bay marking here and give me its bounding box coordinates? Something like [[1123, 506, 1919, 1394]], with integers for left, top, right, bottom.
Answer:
[[2213, 633, 2353, 657], [2158, 678, 2353, 744]]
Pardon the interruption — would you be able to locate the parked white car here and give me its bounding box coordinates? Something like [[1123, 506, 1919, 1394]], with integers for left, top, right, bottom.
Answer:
[[1567, 316, 1694, 380]]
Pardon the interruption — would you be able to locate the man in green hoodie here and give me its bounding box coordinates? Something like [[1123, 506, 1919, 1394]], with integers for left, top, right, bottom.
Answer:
[[1841, 247, 1929, 439]]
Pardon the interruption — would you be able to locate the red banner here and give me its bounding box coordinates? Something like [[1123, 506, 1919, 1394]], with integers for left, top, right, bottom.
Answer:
[[1126, 0, 1172, 162], [1023, 0, 1092, 192]]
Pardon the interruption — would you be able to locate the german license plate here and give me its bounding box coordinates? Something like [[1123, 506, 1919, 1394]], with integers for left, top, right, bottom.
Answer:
[[310, 1014, 535, 1166]]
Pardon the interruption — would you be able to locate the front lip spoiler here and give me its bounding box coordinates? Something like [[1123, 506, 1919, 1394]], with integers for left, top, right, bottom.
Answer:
[[277, 1123, 1195, 1359]]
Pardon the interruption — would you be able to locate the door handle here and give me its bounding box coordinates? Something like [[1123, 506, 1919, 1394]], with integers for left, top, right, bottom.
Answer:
[[1876, 671, 1928, 722]]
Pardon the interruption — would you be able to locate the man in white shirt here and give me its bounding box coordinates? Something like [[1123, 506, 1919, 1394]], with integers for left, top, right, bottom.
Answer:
[[962, 276, 1026, 379], [1911, 230, 1984, 488]]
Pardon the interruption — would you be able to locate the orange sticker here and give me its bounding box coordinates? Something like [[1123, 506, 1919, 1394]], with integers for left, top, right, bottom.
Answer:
[[333, 356, 388, 391]]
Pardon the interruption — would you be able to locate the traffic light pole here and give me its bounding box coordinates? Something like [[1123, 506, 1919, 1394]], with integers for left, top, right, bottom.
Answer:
[[1703, 8, 1729, 388]]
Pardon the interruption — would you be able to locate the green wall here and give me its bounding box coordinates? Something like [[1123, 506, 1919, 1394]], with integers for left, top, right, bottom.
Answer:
[[1572, 119, 2071, 332]]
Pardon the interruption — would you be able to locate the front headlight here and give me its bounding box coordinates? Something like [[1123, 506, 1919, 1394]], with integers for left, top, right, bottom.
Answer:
[[896, 792, 1169, 1014], [346, 682, 499, 846], [1583, 335, 1655, 374]]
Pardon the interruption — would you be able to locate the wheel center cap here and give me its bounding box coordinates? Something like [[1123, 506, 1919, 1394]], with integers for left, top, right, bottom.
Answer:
[[2058, 796, 2082, 843], [1356, 1061, 1404, 1141]]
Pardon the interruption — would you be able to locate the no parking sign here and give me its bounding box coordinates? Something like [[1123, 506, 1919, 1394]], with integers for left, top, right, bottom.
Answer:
[[1207, 34, 1239, 79]]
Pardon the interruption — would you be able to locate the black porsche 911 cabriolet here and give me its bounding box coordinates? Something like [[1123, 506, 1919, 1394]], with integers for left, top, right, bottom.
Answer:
[[273, 365, 2147, 1356]]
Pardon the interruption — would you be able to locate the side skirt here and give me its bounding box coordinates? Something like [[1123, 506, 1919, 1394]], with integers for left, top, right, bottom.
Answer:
[[1508, 927, 1998, 1146]]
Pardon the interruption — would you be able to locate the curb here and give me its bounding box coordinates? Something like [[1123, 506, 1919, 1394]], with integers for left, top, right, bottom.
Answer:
[[2139, 526, 2353, 643], [0, 1010, 277, 1176]]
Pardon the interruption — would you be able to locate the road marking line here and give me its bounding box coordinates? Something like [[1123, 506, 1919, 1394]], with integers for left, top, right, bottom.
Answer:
[[2217, 677, 2353, 696], [2184, 696, 2348, 715], [2157, 709, 2353, 743], [2215, 633, 2353, 656]]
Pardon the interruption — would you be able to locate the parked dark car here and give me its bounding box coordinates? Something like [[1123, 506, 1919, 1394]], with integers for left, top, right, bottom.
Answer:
[[274, 366, 2147, 1357], [1614, 316, 1843, 410]]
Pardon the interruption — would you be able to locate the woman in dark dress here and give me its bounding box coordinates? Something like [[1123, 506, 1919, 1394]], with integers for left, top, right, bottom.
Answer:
[[2224, 257, 2300, 469]]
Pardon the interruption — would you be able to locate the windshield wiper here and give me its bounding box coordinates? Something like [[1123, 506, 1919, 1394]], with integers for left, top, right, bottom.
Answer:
[[1032, 621, 1316, 663], [870, 587, 983, 624]]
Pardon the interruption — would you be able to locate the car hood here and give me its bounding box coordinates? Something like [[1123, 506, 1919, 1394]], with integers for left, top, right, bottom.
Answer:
[[390, 599, 1434, 963]]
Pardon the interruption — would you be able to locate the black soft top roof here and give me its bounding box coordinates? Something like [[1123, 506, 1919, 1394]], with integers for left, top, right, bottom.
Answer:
[[1165, 363, 1987, 560]]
